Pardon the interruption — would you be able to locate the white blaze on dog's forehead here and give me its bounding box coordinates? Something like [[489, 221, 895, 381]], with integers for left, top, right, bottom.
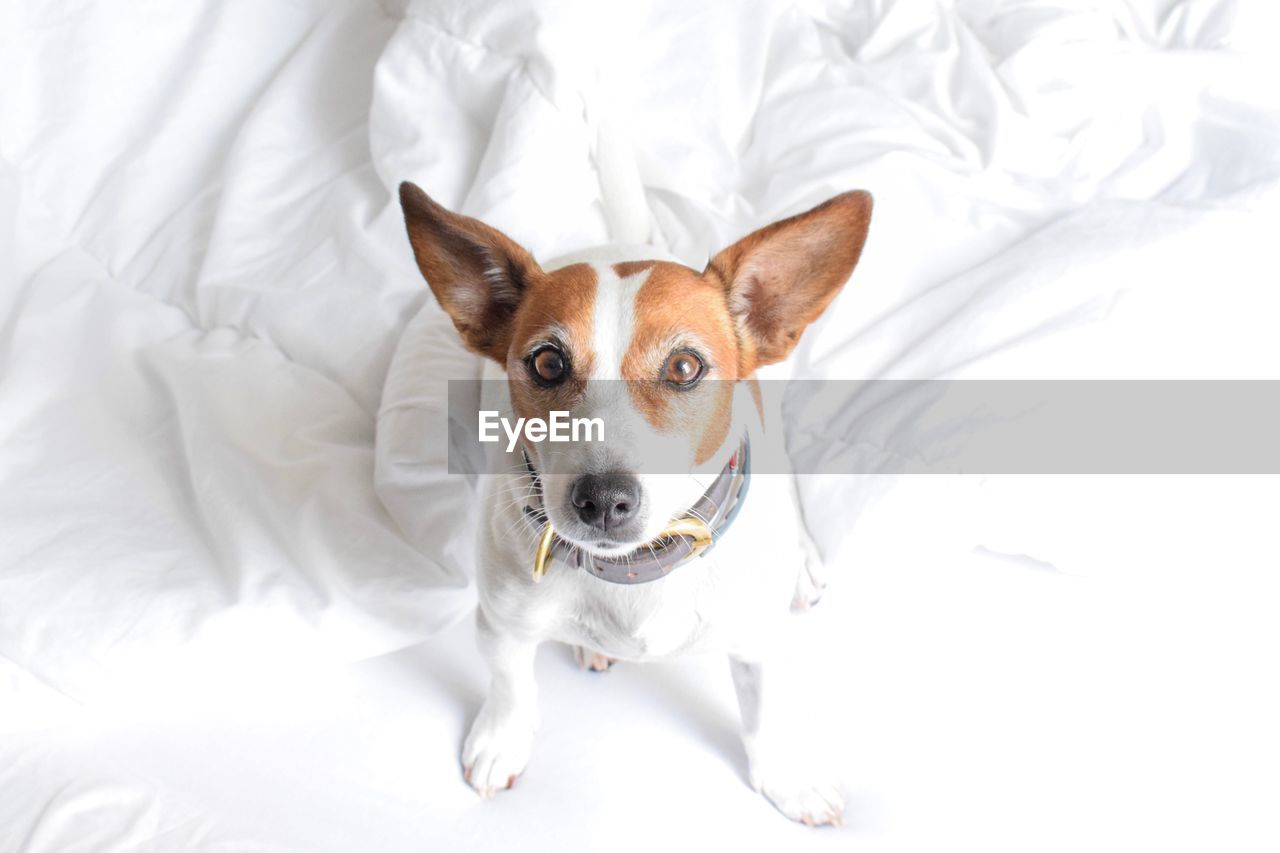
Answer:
[[587, 262, 647, 379]]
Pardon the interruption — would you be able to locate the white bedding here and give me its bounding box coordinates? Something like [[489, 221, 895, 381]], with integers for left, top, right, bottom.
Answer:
[[3, 1, 1279, 850]]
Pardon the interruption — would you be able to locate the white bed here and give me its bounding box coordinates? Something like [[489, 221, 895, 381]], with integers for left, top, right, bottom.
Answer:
[[3, 1, 1279, 850]]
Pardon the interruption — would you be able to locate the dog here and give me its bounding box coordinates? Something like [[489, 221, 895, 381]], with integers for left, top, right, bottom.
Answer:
[[399, 182, 872, 826]]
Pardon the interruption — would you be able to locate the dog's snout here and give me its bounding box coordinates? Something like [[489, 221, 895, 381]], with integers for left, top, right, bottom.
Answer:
[[570, 472, 640, 530]]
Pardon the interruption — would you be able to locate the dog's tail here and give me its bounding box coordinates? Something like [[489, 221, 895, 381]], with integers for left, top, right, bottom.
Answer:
[[585, 89, 664, 250]]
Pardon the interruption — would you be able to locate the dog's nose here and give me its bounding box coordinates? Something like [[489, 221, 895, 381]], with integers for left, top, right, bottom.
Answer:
[[570, 472, 641, 530]]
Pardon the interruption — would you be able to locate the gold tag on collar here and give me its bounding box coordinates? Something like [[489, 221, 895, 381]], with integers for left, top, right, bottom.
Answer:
[[658, 516, 714, 559], [533, 523, 556, 583]]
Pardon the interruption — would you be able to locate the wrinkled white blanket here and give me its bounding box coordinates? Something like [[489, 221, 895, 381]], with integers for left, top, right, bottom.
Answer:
[[3, 1, 1279, 850]]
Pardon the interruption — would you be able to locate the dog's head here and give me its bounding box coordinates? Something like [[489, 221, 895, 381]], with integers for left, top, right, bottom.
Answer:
[[400, 183, 871, 558]]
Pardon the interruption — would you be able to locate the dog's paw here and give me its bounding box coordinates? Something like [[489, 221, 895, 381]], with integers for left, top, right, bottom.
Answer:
[[461, 702, 536, 798], [573, 645, 617, 672], [755, 770, 845, 827], [747, 748, 844, 827]]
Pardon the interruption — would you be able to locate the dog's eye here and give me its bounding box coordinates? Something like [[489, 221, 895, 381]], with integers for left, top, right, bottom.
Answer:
[[663, 351, 705, 387], [530, 346, 568, 385]]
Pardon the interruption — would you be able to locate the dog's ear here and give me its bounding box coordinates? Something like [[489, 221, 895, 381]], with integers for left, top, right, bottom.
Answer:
[[706, 191, 872, 371], [399, 181, 541, 363]]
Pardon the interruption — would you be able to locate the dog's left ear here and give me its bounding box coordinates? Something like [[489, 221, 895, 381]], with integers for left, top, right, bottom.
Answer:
[[399, 181, 542, 363], [706, 191, 872, 371]]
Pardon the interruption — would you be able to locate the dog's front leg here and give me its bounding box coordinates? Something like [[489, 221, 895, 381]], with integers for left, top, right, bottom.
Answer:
[[729, 655, 845, 826], [462, 607, 540, 798]]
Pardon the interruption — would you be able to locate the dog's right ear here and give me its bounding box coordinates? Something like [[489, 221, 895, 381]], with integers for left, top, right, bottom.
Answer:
[[399, 181, 541, 363]]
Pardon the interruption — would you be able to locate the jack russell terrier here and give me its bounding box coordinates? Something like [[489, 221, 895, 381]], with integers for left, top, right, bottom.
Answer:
[[399, 182, 872, 826]]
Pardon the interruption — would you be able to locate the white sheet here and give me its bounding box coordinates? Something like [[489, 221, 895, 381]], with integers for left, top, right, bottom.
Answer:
[[3, 1, 1279, 850]]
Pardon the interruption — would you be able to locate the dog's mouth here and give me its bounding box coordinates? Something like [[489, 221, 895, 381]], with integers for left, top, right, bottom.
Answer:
[[555, 531, 657, 560], [526, 510, 650, 557], [523, 441, 749, 584], [519, 499, 650, 560]]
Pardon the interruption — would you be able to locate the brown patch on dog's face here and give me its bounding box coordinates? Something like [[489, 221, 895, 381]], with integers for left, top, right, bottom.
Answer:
[[505, 263, 598, 438], [621, 263, 742, 465], [612, 260, 657, 279]]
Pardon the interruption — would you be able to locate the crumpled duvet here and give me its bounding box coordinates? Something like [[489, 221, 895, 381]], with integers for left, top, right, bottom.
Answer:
[[3, 1, 1280, 850]]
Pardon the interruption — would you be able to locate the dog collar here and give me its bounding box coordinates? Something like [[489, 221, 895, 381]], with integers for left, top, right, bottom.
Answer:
[[520, 438, 751, 585]]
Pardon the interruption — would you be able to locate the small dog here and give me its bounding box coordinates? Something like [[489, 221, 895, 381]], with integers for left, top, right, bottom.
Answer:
[[399, 182, 871, 826]]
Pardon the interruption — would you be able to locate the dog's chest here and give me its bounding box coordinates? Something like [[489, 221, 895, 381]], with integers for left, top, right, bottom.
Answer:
[[558, 573, 726, 660], [480, 459, 801, 661]]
